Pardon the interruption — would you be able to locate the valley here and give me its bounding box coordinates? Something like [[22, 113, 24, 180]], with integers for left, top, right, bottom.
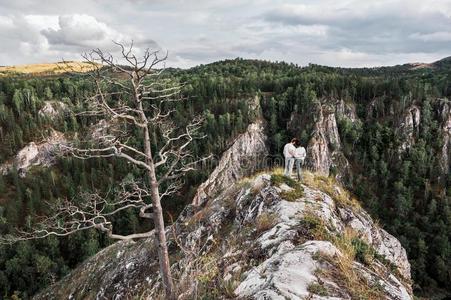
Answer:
[[0, 57, 449, 299]]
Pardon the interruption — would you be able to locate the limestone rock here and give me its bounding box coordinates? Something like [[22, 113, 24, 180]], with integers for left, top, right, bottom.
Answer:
[[335, 99, 358, 122], [0, 130, 67, 177], [38, 101, 69, 119], [397, 105, 421, 152], [437, 101, 450, 177], [192, 119, 268, 206], [35, 173, 412, 300], [305, 104, 350, 178], [236, 240, 340, 299]]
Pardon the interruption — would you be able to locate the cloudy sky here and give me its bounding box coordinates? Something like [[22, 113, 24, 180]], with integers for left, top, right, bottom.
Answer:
[[1, 0, 451, 68]]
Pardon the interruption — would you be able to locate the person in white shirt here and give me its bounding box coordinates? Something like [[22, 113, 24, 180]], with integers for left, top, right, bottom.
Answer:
[[294, 141, 306, 181], [283, 138, 298, 177]]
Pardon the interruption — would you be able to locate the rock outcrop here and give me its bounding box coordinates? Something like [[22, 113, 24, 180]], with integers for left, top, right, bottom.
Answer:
[[38, 101, 69, 119], [35, 172, 412, 300], [437, 101, 451, 177], [289, 98, 355, 180], [305, 104, 351, 179], [335, 99, 358, 122], [192, 119, 268, 206], [397, 105, 421, 152], [0, 130, 67, 177]]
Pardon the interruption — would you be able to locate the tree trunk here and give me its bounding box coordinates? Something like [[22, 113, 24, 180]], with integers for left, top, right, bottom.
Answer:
[[143, 126, 175, 299]]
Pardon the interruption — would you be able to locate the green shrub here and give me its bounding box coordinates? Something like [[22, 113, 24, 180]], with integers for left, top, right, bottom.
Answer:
[[299, 213, 329, 240], [271, 174, 297, 188], [281, 186, 304, 202], [351, 237, 375, 265], [307, 282, 328, 296]]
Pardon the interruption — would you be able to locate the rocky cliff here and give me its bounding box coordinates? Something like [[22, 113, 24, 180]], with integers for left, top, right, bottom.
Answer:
[[438, 100, 451, 178], [293, 99, 353, 180], [0, 129, 67, 177], [192, 119, 269, 206], [38, 101, 69, 119], [35, 169, 412, 300], [335, 99, 358, 122], [397, 105, 421, 152]]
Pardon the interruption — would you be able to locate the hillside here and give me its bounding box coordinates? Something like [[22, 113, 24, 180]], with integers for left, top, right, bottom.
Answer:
[[0, 57, 449, 299], [0, 61, 96, 77]]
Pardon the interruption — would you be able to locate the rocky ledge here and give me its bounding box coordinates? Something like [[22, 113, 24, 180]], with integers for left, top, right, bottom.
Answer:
[[35, 171, 412, 300]]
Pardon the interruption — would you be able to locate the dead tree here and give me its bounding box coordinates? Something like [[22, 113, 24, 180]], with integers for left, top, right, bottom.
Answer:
[[2, 43, 208, 299]]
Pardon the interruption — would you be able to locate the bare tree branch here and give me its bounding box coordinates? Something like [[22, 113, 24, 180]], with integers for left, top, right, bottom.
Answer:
[[5, 42, 210, 299]]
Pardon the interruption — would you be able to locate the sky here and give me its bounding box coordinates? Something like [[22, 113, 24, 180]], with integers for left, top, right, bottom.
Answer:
[[0, 0, 451, 68]]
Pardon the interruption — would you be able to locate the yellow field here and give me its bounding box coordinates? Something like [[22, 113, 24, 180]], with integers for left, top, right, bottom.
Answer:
[[0, 61, 97, 76]]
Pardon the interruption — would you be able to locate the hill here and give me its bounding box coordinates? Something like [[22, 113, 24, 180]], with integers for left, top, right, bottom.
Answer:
[[0, 61, 96, 77]]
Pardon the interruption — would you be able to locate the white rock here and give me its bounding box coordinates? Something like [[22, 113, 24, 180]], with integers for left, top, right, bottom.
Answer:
[[236, 241, 339, 299], [192, 119, 268, 206], [1, 130, 67, 177], [34, 157, 413, 300], [38, 101, 68, 119]]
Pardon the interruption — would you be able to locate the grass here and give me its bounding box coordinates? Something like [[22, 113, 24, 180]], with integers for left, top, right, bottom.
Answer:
[[307, 225, 390, 299], [351, 237, 377, 266], [281, 187, 304, 202], [270, 171, 304, 202], [316, 228, 386, 300], [271, 173, 298, 187], [196, 254, 220, 284], [298, 212, 330, 241], [218, 271, 242, 298], [0, 61, 97, 76], [302, 171, 360, 210], [255, 212, 278, 235]]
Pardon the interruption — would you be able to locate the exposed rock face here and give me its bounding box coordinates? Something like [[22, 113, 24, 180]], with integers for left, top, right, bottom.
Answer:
[[38, 101, 69, 119], [398, 105, 421, 152], [305, 104, 350, 179], [192, 119, 268, 206], [438, 101, 451, 177], [0, 130, 67, 177], [35, 173, 412, 300], [337, 205, 411, 278], [89, 119, 118, 142], [307, 131, 332, 174], [335, 99, 358, 122], [289, 98, 354, 180]]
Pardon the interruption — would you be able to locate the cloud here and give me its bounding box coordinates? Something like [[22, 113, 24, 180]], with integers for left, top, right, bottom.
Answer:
[[261, 0, 451, 58], [410, 31, 451, 42], [0, 12, 160, 65], [42, 14, 123, 49], [0, 16, 14, 28], [0, 0, 451, 67]]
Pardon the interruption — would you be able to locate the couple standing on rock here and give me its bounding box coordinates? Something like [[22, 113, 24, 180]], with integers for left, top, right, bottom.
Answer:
[[283, 138, 306, 180]]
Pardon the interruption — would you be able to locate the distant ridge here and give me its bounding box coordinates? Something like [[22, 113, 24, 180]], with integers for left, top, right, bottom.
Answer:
[[1, 56, 450, 77], [0, 61, 96, 76]]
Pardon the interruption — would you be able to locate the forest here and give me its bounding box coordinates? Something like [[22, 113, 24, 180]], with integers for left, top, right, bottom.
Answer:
[[0, 57, 450, 299]]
